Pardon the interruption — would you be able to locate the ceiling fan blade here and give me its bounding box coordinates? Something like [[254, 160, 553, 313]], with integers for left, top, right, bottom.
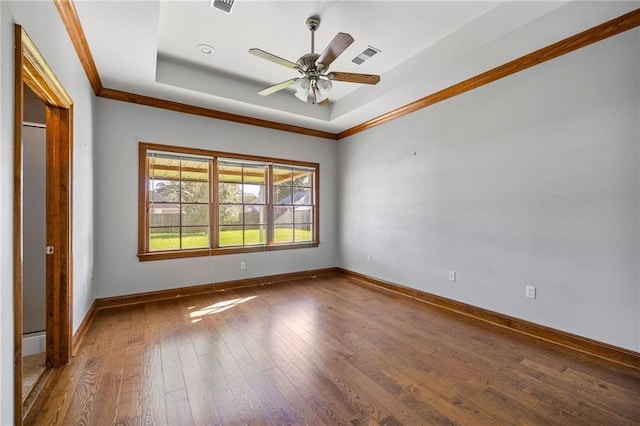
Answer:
[[249, 48, 299, 70], [317, 98, 329, 107], [258, 79, 297, 96], [317, 32, 354, 68], [327, 72, 380, 85]]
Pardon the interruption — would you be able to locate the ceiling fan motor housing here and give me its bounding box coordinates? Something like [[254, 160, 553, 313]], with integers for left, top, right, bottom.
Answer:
[[297, 53, 324, 77]]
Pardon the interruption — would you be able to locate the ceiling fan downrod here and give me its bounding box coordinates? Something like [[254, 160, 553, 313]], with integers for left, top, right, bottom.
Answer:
[[306, 15, 320, 54]]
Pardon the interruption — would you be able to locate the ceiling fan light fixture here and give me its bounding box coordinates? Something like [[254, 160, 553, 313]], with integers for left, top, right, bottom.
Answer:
[[294, 78, 310, 102], [316, 78, 332, 102], [250, 15, 379, 105]]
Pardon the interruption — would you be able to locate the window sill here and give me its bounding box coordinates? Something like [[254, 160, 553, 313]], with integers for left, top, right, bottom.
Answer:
[[137, 241, 320, 262]]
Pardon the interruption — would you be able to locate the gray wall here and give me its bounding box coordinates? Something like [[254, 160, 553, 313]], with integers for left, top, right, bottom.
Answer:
[[24, 85, 46, 124], [1, 2, 96, 422], [22, 86, 46, 335], [22, 124, 46, 334], [94, 98, 338, 298], [338, 28, 640, 351]]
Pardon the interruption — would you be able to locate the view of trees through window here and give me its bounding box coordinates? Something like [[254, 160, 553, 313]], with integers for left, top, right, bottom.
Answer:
[[218, 161, 268, 246], [140, 144, 318, 259], [148, 153, 211, 251]]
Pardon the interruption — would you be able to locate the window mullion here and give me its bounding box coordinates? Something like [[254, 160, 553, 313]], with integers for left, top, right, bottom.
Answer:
[[178, 159, 183, 250], [267, 164, 274, 245], [211, 158, 219, 249], [144, 152, 151, 253]]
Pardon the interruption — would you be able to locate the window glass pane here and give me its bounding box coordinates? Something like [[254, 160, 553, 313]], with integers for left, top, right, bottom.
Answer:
[[149, 206, 180, 227], [182, 226, 209, 249], [292, 188, 311, 205], [220, 183, 242, 203], [293, 171, 312, 187], [274, 225, 294, 243], [181, 181, 209, 203], [244, 205, 265, 225], [294, 206, 311, 224], [183, 205, 209, 226], [219, 226, 243, 246], [219, 163, 243, 183], [274, 186, 293, 205], [149, 156, 180, 180], [243, 165, 267, 185], [294, 224, 312, 242], [151, 179, 180, 203], [243, 184, 265, 204], [244, 225, 266, 245], [274, 206, 293, 225], [181, 158, 209, 182], [220, 205, 243, 225], [149, 227, 180, 251], [273, 166, 292, 185], [144, 146, 317, 256]]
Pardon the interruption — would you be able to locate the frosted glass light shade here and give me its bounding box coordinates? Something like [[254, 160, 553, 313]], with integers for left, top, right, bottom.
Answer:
[[316, 79, 332, 102], [294, 78, 310, 102]]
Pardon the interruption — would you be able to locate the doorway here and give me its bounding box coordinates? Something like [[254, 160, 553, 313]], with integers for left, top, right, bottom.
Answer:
[[14, 25, 74, 422], [21, 85, 47, 402]]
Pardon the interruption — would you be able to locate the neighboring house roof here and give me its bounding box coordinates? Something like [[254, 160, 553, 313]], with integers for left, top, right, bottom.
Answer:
[[279, 190, 311, 206]]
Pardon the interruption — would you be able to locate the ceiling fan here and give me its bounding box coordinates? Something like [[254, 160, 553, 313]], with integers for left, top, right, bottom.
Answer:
[[249, 15, 380, 106]]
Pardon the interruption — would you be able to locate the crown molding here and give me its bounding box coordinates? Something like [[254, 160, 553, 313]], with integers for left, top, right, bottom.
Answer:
[[54, 0, 102, 95], [54, 2, 639, 140], [337, 7, 640, 139]]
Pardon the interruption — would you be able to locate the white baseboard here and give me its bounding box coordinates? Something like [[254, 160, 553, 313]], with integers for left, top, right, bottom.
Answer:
[[23, 331, 46, 356]]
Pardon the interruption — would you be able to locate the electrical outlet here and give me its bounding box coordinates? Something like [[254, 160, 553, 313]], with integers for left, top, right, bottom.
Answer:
[[526, 285, 536, 299], [448, 270, 456, 282], [367, 254, 372, 263], [240, 261, 246, 270]]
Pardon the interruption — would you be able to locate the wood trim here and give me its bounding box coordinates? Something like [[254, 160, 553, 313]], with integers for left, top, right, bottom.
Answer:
[[53, 0, 102, 95], [21, 35, 72, 109], [94, 267, 339, 310], [140, 141, 321, 170], [337, 8, 640, 139], [99, 88, 338, 140], [15, 25, 75, 424], [137, 242, 320, 262], [45, 105, 73, 367], [13, 25, 25, 426], [138, 141, 320, 260], [72, 301, 96, 356], [53, 0, 335, 139], [338, 268, 640, 371], [56, 2, 639, 142], [22, 366, 54, 419], [137, 144, 148, 257], [313, 166, 320, 244]]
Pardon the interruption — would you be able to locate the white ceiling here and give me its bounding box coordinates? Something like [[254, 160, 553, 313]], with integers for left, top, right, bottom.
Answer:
[[73, 1, 637, 133]]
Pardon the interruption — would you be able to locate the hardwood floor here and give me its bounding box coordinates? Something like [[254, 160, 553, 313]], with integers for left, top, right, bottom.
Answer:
[[22, 353, 46, 400], [26, 274, 640, 425]]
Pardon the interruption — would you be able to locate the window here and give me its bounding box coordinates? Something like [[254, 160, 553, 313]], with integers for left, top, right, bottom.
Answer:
[[147, 152, 212, 252], [218, 160, 268, 247], [138, 143, 319, 261]]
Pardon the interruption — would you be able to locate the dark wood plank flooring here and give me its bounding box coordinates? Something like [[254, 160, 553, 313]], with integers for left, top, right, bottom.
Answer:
[[26, 274, 640, 425]]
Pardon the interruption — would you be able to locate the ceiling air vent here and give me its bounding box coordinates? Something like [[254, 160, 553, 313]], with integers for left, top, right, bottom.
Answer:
[[352, 46, 381, 65], [210, 0, 234, 13]]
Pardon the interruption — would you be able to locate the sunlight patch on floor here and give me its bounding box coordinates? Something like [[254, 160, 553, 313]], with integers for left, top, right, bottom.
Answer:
[[188, 295, 257, 321]]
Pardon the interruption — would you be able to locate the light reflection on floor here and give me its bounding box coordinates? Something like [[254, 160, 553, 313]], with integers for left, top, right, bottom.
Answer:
[[187, 295, 258, 323]]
